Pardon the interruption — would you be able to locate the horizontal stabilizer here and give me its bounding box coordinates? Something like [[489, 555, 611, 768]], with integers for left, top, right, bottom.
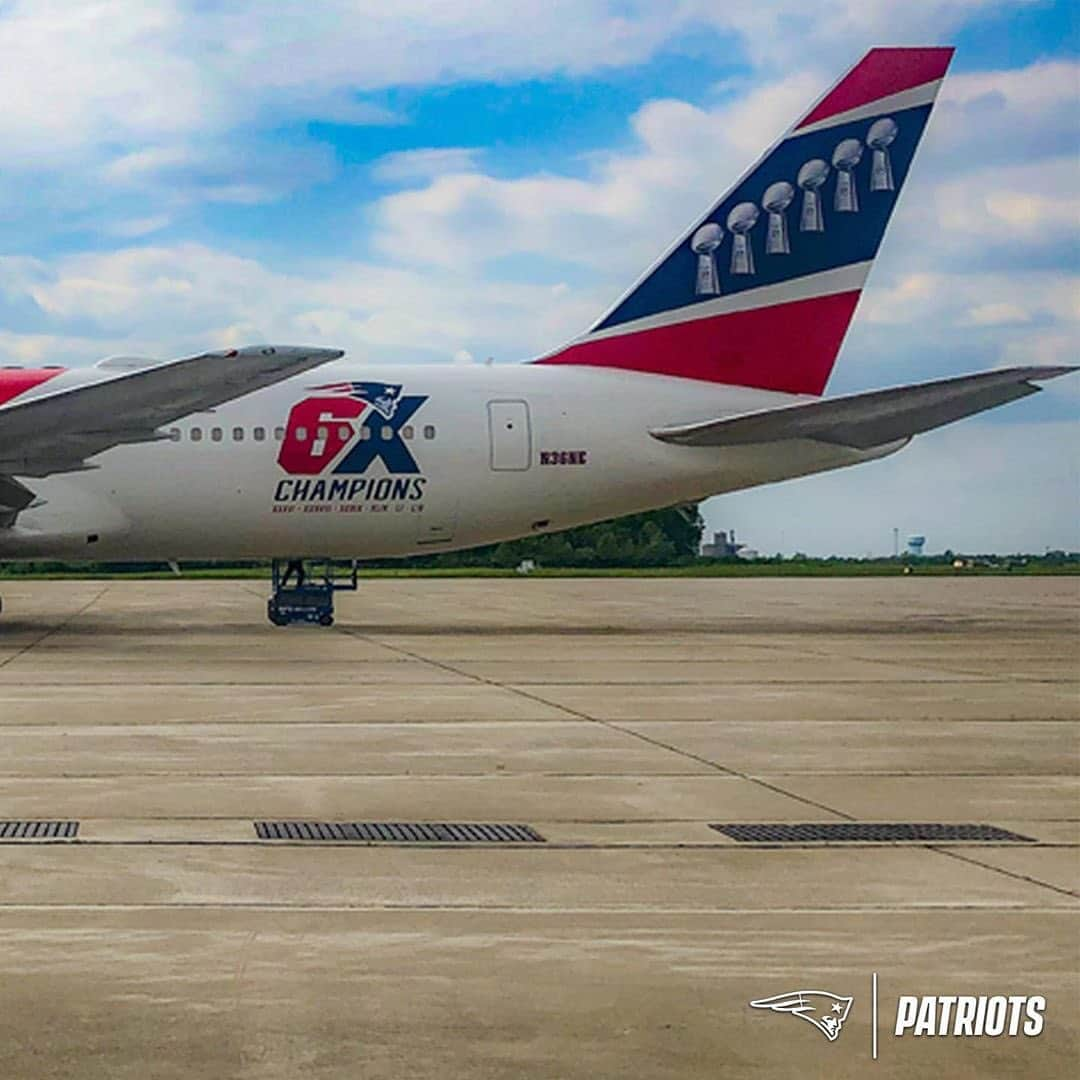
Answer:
[[650, 366, 1075, 449]]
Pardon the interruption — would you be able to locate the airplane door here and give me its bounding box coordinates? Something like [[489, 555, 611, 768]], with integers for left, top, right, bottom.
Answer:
[[488, 400, 532, 471]]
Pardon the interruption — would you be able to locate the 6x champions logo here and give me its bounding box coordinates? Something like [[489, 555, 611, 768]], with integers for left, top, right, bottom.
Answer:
[[273, 381, 429, 509]]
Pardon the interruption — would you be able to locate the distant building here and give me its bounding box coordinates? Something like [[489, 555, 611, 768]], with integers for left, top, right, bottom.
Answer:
[[701, 530, 744, 558], [907, 535, 926, 556]]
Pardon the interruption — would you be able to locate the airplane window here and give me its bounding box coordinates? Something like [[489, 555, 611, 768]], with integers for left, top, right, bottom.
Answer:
[[358, 427, 371, 441], [295, 426, 308, 442], [168, 428, 180, 442], [274, 427, 284, 441], [191, 427, 202, 442], [381, 425, 393, 441], [338, 425, 350, 440], [211, 427, 223, 442], [316, 425, 329, 441], [423, 425, 436, 440], [253, 427, 266, 442], [233, 427, 244, 442], [402, 425, 414, 440]]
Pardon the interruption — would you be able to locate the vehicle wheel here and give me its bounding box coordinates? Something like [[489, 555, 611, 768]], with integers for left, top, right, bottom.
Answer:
[[268, 608, 287, 626], [319, 613, 334, 627]]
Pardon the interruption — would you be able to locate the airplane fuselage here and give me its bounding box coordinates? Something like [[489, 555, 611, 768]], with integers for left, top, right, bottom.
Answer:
[[0, 362, 899, 561]]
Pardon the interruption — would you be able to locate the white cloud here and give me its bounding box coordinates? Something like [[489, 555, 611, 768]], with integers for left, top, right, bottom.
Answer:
[[0, 1, 706, 165], [371, 148, 482, 184], [0, 329, 147, 366], [963, 302, 1031, 326], [933, 59, 1080, 162], [714, 1, 1041, 67], [862, 271, 1079, 327], [102, 216, 173, 240], [2, 45, 1075, 379], [101, 147, 195, 186], [927, 157, 1080, 248], [0, 3, 209, 162], [1002, 334, 1080, 393], [0, 243, 599, 366], [0, 0, 1045, 243], [0, 1, 1034, 163], [0, 1, 726, 233], [372, 73, 822, 279], [97, 138, 338, 207]]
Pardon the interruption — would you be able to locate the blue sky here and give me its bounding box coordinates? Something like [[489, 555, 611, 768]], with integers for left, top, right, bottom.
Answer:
[[0, 0, 1076, 554]]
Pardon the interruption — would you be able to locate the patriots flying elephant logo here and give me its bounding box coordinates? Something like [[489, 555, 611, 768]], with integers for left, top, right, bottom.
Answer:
[[749, 990, 853, 1042], [277, 382, 428, 476], [310, 381, 404, 420]]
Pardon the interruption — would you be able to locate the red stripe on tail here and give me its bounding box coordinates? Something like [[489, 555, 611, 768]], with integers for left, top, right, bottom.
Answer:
[[538, 291, 861, 396]]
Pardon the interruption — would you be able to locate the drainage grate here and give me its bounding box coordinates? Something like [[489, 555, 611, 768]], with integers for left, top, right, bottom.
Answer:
[[254, 821, 546, 843], [0, 820, 79, 840], [710, 823, 1036, 844]]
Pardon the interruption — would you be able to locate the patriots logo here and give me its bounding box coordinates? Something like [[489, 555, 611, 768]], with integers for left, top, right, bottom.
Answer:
[[749, 990, 853, 1042], [310, 381, 404, 420]]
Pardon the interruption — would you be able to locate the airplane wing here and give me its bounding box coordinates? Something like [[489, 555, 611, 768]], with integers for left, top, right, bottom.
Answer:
[[0, 344, 342, 522], [649, 366, 1075, 450]]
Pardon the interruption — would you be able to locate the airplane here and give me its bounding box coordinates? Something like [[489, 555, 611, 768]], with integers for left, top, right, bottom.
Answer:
[[0, 46, 1073, 624]]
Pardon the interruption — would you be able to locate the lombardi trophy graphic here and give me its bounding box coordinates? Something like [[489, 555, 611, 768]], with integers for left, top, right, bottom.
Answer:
[[690, 223, 724, 296], [867, 117, 899, 191], [762, 181, 795, 255], [797, 159, 829, 232], [727, 202, 760, 275], [832, 138, 864, 212]]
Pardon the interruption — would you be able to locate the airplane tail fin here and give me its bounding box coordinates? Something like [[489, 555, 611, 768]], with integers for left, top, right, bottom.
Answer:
[[536, 47, 954, 396]]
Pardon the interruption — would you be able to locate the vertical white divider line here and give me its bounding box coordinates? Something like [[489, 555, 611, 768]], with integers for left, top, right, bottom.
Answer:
[[872, 971, 879, 1061]]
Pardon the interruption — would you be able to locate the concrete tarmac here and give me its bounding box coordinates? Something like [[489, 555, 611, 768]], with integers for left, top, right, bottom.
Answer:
[[0, 576, 1076, 1078]]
